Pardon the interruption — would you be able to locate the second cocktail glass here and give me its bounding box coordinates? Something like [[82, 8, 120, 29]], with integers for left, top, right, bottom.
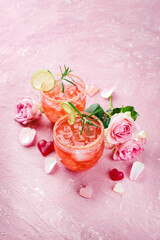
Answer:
[[53, 113, 105, 171]]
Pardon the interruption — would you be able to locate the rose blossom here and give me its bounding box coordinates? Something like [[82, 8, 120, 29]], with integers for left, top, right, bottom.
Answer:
[[113, 139, 144, 161], [15, 97, 42, 124], [105, 112, 135, 145]]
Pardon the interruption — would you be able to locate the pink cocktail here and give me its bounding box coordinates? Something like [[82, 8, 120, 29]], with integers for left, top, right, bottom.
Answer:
[[41, 74, 86, 123], [53, 113, 105, 171]]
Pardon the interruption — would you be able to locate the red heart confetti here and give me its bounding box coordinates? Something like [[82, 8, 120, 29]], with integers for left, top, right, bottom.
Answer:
[[38, 139, 54, 157], [109, 168, 124, 181]]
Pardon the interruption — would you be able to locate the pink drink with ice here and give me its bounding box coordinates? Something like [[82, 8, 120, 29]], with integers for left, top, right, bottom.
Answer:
[[53, 113, 104, 171], [41, 74, 86, 123]]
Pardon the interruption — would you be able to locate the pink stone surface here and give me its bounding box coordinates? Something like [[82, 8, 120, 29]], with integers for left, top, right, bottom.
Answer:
[[0, 0, 160, 239]]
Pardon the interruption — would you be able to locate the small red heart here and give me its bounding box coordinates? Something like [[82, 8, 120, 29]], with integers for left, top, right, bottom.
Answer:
[[109, 168, 124, 181], [38, 139, 54, 157]]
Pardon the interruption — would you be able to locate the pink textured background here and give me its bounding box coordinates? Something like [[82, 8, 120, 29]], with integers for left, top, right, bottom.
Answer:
[[0, 0, 160, 239]]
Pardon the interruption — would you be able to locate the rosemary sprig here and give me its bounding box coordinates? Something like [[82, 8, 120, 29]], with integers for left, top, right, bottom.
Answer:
[[59, 65, 76, 92], [68, 102, 102, 135]]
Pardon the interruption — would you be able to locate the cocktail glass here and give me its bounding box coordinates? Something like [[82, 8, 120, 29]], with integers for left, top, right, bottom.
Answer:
[[53, 113, 105, 171], [41, 74, 86, 123]]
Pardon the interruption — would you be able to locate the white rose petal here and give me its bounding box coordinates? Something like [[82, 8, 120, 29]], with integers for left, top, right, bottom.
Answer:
[[113, 183, 124, 193], [101, 87, 114, 99], [130, 161, 144, 181], [19, 127, 36, 147], [45, 157, 57, 174], [137, 130, 148, 140]]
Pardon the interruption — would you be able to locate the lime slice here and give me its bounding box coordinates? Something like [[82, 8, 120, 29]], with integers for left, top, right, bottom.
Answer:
[[31, 70, 55, 92], [61, 102, 76, 125]]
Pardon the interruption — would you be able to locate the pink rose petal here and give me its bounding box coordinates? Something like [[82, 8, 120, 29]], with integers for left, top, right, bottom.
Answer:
[[19, 127, 36, 147], [130, 161, 144, 181], [79, 185, 93, 199], [45, 157, 57, 174], [85, 84, 99, 96], [101, 87, 114, 99]]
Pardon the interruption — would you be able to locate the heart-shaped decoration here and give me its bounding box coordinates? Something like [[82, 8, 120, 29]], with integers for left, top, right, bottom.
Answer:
[[38, 139, 54, 157], [109, 168, 124, 181], [85, 84, 99, 97], [79, 185, 93, 199]]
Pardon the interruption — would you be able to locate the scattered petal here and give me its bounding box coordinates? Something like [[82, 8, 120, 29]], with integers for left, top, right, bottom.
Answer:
[[45, 157, 57, 174], [79, 185, 93, 199], [130, 161, 144, 181], [101, 87, 114, 99], [85, 84, 99, 97], [137, 130, 148, 144], [113, 183, 124, 193], [19, 127, 36, 147]]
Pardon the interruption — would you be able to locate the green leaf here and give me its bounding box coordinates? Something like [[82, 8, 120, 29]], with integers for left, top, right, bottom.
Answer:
[[85, 104, 110, 128], [68, 102, 83, 118], [59, 66, 63, 75], [111, 107, 121, 116], [68, 75, 75, 82], [63, 78, 76, 86], [102, 115, 111, 128], [47, 69, 53, 76], [87, 108, 103, 118], [80, 120, 85, 135], [87, 122, 90, 135], [131, 108, 139, 121], [111, 105, 139, 121], [85, 104, 104, 119], [61, 81, 64, 93]]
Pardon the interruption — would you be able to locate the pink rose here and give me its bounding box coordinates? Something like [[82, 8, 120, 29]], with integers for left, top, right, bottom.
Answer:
[[113, 139, 144, 161], [106, 112, 135, 145], [15, 97, 42, 125]]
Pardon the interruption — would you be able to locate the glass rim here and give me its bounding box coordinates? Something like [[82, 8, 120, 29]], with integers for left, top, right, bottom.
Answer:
[[41, 73, 85, 103], [53, 112, 105, 150]]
